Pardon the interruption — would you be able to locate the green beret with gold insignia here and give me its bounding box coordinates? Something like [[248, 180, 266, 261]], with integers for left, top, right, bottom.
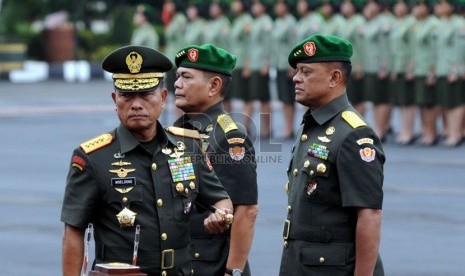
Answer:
[[175, 44, 237, 76], [288, 34, 353, 69], [102, 45, 173, 92]]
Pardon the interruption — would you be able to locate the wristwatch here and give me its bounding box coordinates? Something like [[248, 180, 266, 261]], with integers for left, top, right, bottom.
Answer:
[[225, 268, 243, 276]]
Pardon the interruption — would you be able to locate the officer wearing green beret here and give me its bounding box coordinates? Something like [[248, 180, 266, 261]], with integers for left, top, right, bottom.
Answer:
[[130, 4, 159, 49], [61, 45, 233, 276], [173, 44, 258, 276], [280, 34, 385, 276]]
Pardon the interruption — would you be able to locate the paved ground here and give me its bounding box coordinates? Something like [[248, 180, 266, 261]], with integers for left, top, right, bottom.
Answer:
[[1, 80, 464, 275]]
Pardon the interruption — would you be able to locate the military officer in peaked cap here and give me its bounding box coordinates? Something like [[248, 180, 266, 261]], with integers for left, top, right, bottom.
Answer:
[[61, 45, 233, 276], [279, 34, 385, 276], [173, 44, 258, 276]]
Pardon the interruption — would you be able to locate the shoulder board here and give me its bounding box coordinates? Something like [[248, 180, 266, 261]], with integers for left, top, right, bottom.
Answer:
[[166, 127, 201, 139], [342, 111, 367, 129], [80, 133, 113, 154], [217, 114, 238, 134]]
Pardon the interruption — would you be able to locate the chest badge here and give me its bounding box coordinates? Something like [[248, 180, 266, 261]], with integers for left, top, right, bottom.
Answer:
[[168, 156, 196, 182], [109, 167, 136, 178], [116, 207, 137, 227], [317, 136, 331, 143], [325, 126, 335, 135], [308, 143, 329, 160]]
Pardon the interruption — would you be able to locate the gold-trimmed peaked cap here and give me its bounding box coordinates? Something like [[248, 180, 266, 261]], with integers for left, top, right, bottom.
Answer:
[[175, 44, 237, 76], [288, 34, 353, 69], [102, 45, 173, 92]]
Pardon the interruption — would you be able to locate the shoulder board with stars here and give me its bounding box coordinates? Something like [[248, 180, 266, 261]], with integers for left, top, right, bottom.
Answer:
[[80, 133, 113, 154], [166, 127, 201, 139], [342, 111, 367, 129], [217, 114, 238, 134]]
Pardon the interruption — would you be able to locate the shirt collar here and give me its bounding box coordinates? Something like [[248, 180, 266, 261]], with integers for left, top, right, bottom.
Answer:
[[117, 121, 176, 154], [302, 93, 350, 126], [174, 102, 224, 132]]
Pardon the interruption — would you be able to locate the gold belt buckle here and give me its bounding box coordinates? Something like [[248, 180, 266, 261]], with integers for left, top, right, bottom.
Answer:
[[283, 220, 290, 240], [161, 249, 175, 269]]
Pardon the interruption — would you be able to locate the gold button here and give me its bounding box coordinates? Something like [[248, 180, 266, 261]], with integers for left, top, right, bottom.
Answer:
[[304, 160, 310, 168], [151, 163, 157, 171], [184, 188, 189, 194], [310, 170, 315, 176], [161, 233, 167, 240], [189, 181, 196, 189], [287, 205, 292, 212], [319, 257, 325, 264], [293, 168, 298, 176], [317, 163, 327, 174], [284, 241, 289, 248], [301, 134, 308, 141], [122, 197, 128, 203], [194, 253, 200, 259], [161, 271, 167, 276], [176, 183, 184, 194], [156, 199, 163, 207], [285, 181, 289, 195]]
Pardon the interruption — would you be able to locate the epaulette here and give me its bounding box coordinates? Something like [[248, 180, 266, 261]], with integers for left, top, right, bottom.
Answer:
[[217, 114, 238, 133], [80, 133, 113, 154], [342, 111, 367, 129], [166, 127, 201, 139]]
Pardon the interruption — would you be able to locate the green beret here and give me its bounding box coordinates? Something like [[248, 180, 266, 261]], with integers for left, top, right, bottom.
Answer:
[[175, 44, 237, 76], [102, 45, 173, 93], [288, 34, 353, 68]]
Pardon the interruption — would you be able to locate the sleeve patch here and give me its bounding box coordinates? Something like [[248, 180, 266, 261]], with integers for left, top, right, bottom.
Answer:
[[80, 133, 113, 154], [217, 114, 238, 133], [342, 111, 367, 129], [360, 147, 376, 162], [71, 155, 87, 171], [356, 138, 374, 145], [166, 127, 201, 139]]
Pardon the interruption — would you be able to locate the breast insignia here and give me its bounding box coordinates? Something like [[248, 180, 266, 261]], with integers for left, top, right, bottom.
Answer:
[[217, 114, 238, 133], [342, 111, 367, 129], [80, 133, 113, 154], [166, 127, 201, 139]]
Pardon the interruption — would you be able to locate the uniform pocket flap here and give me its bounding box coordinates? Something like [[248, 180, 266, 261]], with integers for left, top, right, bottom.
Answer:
[[301, 244, 347, 266]]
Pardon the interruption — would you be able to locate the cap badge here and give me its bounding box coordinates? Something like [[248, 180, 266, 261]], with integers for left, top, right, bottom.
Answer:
[[125, 51, 143, 73], [188, 48, 199, 63], [303, 41, 316, 57]]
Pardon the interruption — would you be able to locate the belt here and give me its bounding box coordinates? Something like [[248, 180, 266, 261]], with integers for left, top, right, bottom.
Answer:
[[283, 220, 355, 243], [96, 244, 191, 270]]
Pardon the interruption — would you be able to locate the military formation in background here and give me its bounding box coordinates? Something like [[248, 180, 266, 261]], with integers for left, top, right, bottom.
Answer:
[[130, 0, 465, 147]]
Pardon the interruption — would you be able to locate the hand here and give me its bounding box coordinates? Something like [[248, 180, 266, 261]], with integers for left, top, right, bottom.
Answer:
[[204, 208, 233, 234]]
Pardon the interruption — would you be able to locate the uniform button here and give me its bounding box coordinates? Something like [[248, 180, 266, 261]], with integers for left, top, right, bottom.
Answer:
[[301, 134, 308, 141], [285, 181, 289, 196], [317, 163, 327, 174], [293, 168, 298, 176], [287, 205, 292, 212], [184, 188, 189, 195], [161, 233, 168, 240], [303, 160, 310, 168], [176, 183, 184, 194], [156, 199, 163, 207], [189, 181, 196, 189], [161, 271, 167, 276], [284, 241, 289, 248], [122, 197, 128, 203], [151, 163, 157, 171], [194, 253, 200, 259], [310, 170, 315, 176], [319, 257, 325, 264]]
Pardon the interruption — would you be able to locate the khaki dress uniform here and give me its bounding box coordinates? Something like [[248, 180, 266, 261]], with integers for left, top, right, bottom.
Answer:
[[131, 24, 159, 49], [164, 13, 188, 93], [229, 12, 253, 100]]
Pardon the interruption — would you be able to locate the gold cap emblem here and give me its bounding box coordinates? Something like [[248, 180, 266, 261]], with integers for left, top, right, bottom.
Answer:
[[126, 51, 143, 73]]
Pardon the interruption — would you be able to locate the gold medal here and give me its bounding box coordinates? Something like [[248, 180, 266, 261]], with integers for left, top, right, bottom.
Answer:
[[116, 207, 137, 227]]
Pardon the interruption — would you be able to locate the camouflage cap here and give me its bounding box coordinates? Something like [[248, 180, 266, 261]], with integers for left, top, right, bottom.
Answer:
[[102, 45, 173, 93], [288, 34, 353, 68], [175, 44, 237, 76]]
